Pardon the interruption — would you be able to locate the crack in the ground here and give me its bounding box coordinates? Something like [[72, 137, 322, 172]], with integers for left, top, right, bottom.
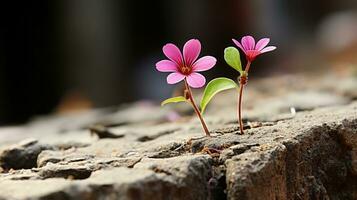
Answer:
[[215, 121, 277, 134], [89, 124, 125, 139], [37, 166, 93, 180], [137, 128, 180, 142]]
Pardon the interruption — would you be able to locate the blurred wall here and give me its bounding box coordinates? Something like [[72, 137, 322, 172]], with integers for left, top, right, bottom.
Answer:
[[0, 0, 356, 124]]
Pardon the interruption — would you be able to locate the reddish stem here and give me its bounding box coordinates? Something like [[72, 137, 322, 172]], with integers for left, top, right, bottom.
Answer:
[[184, 79, 211, 137], [237, 61, 251, 134], [245, 61, 252, 73], [237, 83, 245, 134]]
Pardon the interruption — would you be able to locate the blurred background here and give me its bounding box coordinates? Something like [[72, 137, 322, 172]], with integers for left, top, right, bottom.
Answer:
[[0, 0, 356, 124]]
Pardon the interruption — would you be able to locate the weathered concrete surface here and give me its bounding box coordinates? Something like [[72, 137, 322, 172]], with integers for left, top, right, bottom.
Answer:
[[0, 157, 212, 200], [224, 106, 357, 199], [0, 73, 356, 200]]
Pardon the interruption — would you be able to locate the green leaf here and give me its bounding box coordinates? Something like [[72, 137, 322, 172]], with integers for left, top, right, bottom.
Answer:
[[161, 96, 187, 106], [200, 78, 238, 113], [224, 47, 243, 73]]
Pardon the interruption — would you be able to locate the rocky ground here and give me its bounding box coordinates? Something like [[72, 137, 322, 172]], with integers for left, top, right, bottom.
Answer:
[[0, 72, 356, 200]]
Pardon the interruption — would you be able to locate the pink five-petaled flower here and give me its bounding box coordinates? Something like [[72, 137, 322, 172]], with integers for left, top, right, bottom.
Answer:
[[232, 36, 276, 62], [156, 39, 217, 88]]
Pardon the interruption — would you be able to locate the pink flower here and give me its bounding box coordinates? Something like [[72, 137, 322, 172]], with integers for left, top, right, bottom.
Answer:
[[156, 39, 216, 88], [232, 36, 276, 62]]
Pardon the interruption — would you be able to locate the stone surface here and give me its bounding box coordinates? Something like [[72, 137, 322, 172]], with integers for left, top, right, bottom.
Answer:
[[0, 139, 54, 170], [0, 73, 356, 200]]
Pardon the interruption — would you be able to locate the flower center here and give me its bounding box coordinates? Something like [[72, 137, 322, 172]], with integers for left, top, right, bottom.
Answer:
[[179, 64, 192, 75], [246, 50, 260, 62]]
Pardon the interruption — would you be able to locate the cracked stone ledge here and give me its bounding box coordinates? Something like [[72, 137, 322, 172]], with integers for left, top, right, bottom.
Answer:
[[0, 102, 355, 199], [0, 73, 356, 200]]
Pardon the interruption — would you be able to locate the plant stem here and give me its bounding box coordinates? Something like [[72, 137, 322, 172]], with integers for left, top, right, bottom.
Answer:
[[237, 61, 251, 134], [237, 83, 245, 134], [245, 61, 252, 73], [184, 79, 211, 137]]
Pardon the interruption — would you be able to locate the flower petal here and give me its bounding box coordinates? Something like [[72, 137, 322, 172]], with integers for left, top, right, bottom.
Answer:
[[163, 43, 183, 65], [260, 46, 276, 53], [186, 73, 206, 88], [183, 39, 201, 65], [255, 38, 270, 51], [193, 56, 216, 72], [156, 60, 178, 72], [241, 36, 255, 50], [232, 39, 245, 52], [167, 72, 185, 84]]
